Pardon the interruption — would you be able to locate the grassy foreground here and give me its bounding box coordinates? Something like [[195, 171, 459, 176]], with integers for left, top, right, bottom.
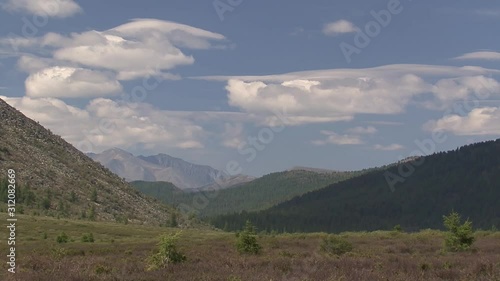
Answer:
[[1, 214, 500, 281]]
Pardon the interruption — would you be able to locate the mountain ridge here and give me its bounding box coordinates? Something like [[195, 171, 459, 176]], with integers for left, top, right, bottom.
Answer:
[[132, 169, 364, 217], [211, 139, 500, 233], [88, 148, 254, 189]]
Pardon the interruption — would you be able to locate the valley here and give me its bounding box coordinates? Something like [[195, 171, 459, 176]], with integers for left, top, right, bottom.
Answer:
[[1, 215, 499, 281], [1, 1, 500, 279]]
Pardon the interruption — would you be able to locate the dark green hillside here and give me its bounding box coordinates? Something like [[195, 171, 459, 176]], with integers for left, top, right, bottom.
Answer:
[[131, 181, 185, 205], [132, 169, 363, 217], [212, 140, 500, 233]]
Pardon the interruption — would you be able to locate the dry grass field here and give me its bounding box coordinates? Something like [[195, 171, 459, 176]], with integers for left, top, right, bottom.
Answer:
[[1, 214, 499, 281]]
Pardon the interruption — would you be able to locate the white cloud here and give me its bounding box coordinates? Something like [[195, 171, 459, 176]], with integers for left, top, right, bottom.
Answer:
[[52, 31, 194, 81], [312, 126, 379, 146], [347, 126, 377, 134], [454, 51, 500, 61], [262, 115, 352, 127], [110, 18, 226, 48], [225, 74, 427, 118], [196, 65, 500, 125], [1, 96, 206, 151], [312, 130, 364, 146], [25, 66, 122, 98], [221, 123, 245, 148], [322, 20, 358, 36], [0, 18, 227, 98], [364, 121, 404, 126], [373, 144, 404, 151], [423, 107, 500, 136], [16, 55, 75, 73], [1, 0, 82, 18], [197, 64, 500, 82], [427, 76, 500, 109], [49, 19, 225, 81]]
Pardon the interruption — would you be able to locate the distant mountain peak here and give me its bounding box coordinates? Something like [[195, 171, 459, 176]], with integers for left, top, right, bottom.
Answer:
[[88, 149, 253, 190]]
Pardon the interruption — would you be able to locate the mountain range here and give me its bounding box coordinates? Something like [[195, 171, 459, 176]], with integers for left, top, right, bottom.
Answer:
[[131, 168, 364, 217], [87, 148, 254, 190], [2, 95, 499, 234]]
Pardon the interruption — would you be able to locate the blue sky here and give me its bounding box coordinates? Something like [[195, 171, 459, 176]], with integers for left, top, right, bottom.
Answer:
[[1, 0, 500, 176]]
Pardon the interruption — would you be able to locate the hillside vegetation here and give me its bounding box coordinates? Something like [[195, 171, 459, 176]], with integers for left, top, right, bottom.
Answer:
[[132, 169, 364, 217], [1, 214, 499, 281], [212, 140, 500, 233]]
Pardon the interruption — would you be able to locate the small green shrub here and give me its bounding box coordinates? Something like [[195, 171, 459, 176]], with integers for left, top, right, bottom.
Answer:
[[69, 190, 78, 203], [320, 235, 353, 256], [41, 197, 51, 210], [95, 264, 112, 274], [236, 221, 262, 254], [56, 232, 69, 243], [51, 247, 68, 260], [443, 211, 475, 252], [420, 263, 430, 271], [81, 233, 94, 243], [393, 224, 403, 232], [91, 188, 98, 202], [169, 213, 178, 227], [147, 232, 186, 271], [88, 206, 96, 221]]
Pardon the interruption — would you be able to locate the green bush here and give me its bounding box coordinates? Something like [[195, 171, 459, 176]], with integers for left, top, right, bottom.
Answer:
[[236, 221, 262, 254], [320, 235, 353, 256], [81, 233, 94, 243], [443, 211, 475, 252], [91, 188, 98, 202], [95, 264, 112, 274], [147, 232, 186, 271], [393, 224, 403, 232], [41, 197, 51, 210], [56, 232, 69, 243], [88, 206, 96, 221]]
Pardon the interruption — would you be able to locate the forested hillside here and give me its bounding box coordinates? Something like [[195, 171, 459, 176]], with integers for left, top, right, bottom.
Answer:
[[211, 140, 500, 233], [132, 169, 363, 217]]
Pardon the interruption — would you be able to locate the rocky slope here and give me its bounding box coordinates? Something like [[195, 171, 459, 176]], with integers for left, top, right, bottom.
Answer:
[[0, 98, 175, 225]]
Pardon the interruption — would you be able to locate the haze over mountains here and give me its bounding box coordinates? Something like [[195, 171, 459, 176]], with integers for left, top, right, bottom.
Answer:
[[88, 148, 254, 190]]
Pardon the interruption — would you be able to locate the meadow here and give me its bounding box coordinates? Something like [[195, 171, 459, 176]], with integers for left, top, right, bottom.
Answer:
[[1, 214, 499, 281]]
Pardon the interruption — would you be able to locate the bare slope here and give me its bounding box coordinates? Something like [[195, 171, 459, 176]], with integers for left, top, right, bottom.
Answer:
[[0, 98, 174, 225]]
